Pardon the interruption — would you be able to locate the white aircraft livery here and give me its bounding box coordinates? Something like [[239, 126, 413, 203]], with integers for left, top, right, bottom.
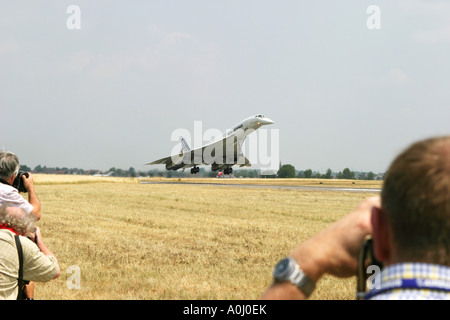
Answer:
[[147, 114, 274, 174]]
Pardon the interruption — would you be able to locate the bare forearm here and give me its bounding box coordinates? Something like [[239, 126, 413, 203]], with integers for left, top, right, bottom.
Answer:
[[22, 173, 41, 220], [36, 238, 60, 278], [37, 239, 55, 258], [27, 187, 41, 220]]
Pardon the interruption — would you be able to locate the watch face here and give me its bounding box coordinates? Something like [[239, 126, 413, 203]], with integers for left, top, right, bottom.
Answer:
[[273, 258, 292, 278]]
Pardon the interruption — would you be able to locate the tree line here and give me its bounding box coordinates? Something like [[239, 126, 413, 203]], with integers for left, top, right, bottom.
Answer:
[[20, 164, 383, 180], [277, 164, 381, 180], [22, 164, 265, 178]]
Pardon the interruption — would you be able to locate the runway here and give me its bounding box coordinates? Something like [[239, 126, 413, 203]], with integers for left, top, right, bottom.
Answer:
[[140, 181, 381, 193]]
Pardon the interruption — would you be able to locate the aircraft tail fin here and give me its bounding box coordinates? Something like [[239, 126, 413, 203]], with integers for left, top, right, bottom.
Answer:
[[180, 137, 191, 152]]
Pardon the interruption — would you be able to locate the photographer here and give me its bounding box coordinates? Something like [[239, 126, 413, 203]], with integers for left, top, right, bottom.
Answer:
[[261, 136, 450, 300], [0, 206, 60, 300], [0, 151, 41, 220]]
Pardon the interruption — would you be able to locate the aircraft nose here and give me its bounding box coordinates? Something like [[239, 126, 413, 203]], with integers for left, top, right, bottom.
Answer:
[[261, 118, 274, 125]]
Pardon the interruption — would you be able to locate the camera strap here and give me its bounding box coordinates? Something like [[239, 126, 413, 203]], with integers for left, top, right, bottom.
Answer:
[[365, 278, 450, 299], [0, 178, 11, 186], [14, 235, 24, 300]]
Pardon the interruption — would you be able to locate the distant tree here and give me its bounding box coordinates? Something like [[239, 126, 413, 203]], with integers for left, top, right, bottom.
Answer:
[[342, 168, 355, 179], [313, 171, 322, 178], [20, 164, 31, 172], [367, 171, 375, 180], [324, 168, 332, 179], [303, 169, 313, 179], [128, 167, 136, 177], [247, 170, 259, 178], [138, 171, 148, 177], [277, 164, 296, 178]]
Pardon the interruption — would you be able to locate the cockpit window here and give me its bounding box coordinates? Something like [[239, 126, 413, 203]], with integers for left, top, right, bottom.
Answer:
[[256, 114, 264, 118]]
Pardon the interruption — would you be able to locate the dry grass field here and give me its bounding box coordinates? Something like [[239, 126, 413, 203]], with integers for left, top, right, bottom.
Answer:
[[29, 174, 381, 300]]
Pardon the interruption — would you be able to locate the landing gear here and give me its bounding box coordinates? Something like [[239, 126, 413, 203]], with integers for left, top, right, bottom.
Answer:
[[223, 167, 233, 175], [190, 166, 200, 174]]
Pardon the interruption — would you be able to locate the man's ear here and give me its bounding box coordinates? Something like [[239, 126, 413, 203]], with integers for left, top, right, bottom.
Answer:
[[371, 206, 391, 263]]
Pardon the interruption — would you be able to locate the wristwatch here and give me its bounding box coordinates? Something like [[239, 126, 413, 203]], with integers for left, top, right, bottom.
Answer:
[[273, 257, 316, 297]]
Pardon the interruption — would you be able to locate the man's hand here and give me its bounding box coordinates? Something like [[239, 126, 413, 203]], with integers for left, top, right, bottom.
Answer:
[[261, 196, 380, 300], [302, 196, 380, 278], [27, 226, 40, 244], [21, 172, 35, 192]]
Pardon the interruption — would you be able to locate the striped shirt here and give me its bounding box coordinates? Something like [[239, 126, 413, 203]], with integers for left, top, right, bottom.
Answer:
[[367, 263, 450, 300], [0, 229, 59, 300]]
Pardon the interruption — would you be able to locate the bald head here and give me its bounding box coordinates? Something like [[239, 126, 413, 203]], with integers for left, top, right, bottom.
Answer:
[[4, 206, 26, 219]]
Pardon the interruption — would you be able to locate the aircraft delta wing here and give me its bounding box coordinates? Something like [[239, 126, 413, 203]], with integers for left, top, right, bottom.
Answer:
[[147, 114, 274, 175]]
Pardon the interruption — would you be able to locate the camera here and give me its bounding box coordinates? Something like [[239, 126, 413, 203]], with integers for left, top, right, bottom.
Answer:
[[356, 236, 384, 299], [12, 170, 29, 193]]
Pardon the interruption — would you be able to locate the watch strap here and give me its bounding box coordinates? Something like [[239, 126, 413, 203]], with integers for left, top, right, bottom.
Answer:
[[274, 257, 316, 297]]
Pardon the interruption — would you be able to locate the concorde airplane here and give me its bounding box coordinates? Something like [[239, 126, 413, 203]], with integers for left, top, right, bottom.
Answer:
[[146, 114, 274, 175]]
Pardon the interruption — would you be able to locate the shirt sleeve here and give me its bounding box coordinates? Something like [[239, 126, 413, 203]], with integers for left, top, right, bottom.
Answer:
[[20, 237, 59, 282], [0, 186, 33, 215]]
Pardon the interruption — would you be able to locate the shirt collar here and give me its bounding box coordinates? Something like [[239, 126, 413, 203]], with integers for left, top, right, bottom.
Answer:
[[380, 262, 450, 283]]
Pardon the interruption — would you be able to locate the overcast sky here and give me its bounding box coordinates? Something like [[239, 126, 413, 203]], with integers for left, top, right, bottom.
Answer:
[[1, 1, 450, 174]]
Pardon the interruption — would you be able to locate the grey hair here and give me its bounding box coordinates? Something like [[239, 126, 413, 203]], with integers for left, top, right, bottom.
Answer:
[[0, 151, 20, 180], [0, 206, 37, 235]]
